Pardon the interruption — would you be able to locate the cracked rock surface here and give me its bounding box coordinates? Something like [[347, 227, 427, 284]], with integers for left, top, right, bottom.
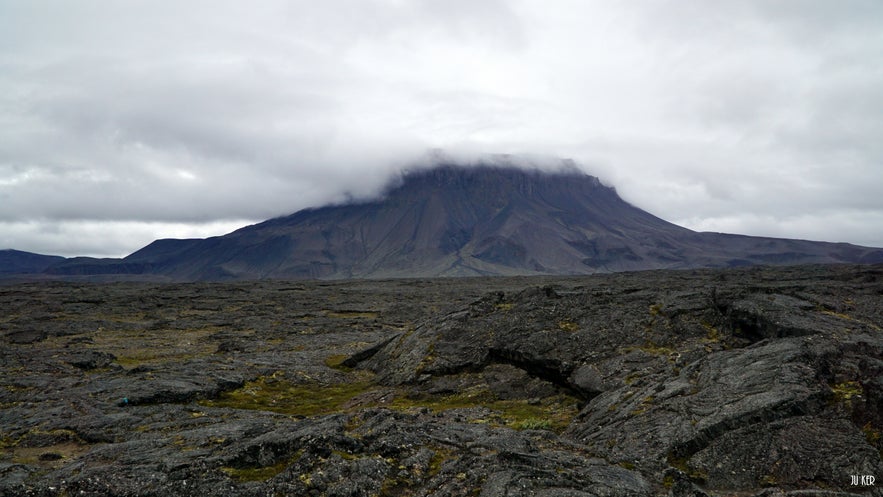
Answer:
[[1, 265, 882, 496]]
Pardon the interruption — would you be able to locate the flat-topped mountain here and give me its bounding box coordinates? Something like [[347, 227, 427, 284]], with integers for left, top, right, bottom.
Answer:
[[7, 163, 883, 280]]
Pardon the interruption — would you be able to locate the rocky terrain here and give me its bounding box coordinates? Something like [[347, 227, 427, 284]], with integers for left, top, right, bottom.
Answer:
[[1, 264, 881, 496]]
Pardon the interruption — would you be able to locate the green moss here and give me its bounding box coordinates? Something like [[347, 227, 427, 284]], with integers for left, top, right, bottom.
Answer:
[[862, 422, 880, 446], [760, 474, 777, 487], [649, 304, 663, 316], [414, 342, 437, 375], [332, 449, 359, 461], [623, 373, 640, 385], [630, 396, 655, 416], [222, 453, 301, 482], [202, 371, 578, 432], [428, 447, 453, 476], [0, 435, 17, 450], [390, 390, 579, 432], [495, 303, 513, 311], [324, 310, 378, 319], [324, 354, 352, 371], [700, 321, 721, 342], [390, 388, 493, 412], [667, 452, 707, 483], [9, 441, 89, 467], [511, 417, 553, 431], [380, 475, 414, 497], [200, 372, 376, 417]]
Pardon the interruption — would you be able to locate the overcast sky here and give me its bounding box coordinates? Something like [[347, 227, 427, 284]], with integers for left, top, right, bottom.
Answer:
[[2, 1, 882, 257]]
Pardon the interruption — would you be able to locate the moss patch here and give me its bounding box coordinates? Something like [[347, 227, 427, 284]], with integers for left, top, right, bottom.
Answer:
[[93, 326, 220, 368], [512, 417, 553, 430], [830, 381, 863, 402], [622, 341, 676, 357], [390, 390, 579, 432], [862, 422, 880, 447], [324, 310, 378, 319], [324, 354, 352, 371], [200, 372, 377, 417], [9, 442, 89, 468], [222, 451, 302, 482], [201, 372, 578, 431]]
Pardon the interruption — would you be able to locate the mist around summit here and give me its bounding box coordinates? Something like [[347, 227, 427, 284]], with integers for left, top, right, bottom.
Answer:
[[4, 162, 881, 281]]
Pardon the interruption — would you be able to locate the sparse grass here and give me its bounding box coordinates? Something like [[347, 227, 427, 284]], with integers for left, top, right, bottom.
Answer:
[[494, 303, 513, 311]]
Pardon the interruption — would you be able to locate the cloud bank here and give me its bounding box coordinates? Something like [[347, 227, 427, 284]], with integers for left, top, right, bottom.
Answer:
[[2, 1, 882, 256]]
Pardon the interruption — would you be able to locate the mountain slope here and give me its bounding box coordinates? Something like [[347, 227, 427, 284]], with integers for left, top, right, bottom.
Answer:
[[119, 165, 700, 280], [13, 163, 883, 280], [0, 249, 66, 275]]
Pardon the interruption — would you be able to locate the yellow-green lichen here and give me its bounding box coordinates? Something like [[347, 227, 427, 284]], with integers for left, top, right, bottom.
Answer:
[[831, 381, 863, 402], [558, 321, 579, 332]]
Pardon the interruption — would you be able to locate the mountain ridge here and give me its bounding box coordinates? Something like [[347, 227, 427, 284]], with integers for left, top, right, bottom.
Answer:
[[4, 162, 883, 280]]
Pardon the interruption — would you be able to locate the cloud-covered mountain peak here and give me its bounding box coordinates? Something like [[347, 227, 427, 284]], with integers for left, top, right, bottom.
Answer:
[[7, 162, 878, 281]]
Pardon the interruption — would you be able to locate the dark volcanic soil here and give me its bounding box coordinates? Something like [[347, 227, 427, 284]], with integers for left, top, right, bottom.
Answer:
[[1, 265, 881, 497]]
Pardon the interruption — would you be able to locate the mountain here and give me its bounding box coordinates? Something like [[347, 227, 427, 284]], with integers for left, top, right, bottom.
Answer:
[[9, 163, 883, 280], [0, 249, 65, 275]]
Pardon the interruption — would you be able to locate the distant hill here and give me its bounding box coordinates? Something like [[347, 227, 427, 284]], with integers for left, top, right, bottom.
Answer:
[[0, 249, 65, 275], [6, 163, 883, 280]]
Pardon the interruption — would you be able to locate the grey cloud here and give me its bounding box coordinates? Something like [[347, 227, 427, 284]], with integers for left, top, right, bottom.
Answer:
[[1, 1, 882, 256]]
